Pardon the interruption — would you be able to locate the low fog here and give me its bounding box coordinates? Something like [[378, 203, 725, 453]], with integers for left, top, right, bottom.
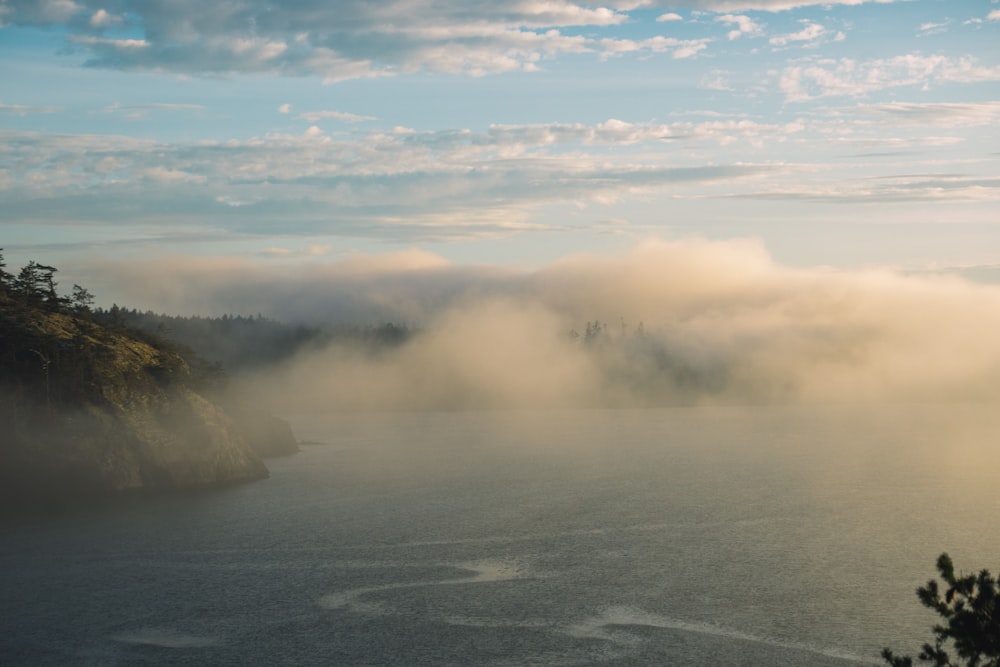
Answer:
[[86, 238, 1000, 411]]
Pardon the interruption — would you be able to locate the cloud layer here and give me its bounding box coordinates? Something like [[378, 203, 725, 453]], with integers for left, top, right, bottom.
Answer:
[[4, 0, 953, 81], [84, 239, 1000, 410], [3, 0, 717, 78], [4, 97, 996, 246]]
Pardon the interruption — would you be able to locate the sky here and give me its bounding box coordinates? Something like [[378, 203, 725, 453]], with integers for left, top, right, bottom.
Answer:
[[1, 0, 999, 308]]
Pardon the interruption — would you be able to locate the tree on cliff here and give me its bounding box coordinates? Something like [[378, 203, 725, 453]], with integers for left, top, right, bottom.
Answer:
[[883, 553, 1000, 667], [0, 248, 12, 295], [70, 283, 95, 316], [11, 261, 64, 309]]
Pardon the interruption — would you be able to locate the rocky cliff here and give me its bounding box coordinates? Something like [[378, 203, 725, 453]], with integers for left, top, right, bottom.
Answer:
[[0, 293, 296, 512]]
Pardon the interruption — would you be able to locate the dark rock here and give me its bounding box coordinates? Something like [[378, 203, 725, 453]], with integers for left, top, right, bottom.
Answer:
[[0, 294, 283, 513], [225, 403, 300, 457]]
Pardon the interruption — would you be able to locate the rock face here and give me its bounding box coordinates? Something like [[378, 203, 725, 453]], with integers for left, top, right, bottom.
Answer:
[[0, 296, 294, 512], [224, 403, 301, 458]]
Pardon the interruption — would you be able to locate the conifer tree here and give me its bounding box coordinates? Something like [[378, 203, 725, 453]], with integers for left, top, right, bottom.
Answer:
[[883, 553, 1000, 667], [0, 248, 13, 294]]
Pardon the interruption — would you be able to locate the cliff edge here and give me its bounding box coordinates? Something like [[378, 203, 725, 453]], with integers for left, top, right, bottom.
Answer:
[[0, 292, 295, 512]]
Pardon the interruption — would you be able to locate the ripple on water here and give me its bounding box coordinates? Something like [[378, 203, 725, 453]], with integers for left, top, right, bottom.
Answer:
[[318, 559, 527, 614], [110, 628, 220, 649], [566, 606, 878, 665]]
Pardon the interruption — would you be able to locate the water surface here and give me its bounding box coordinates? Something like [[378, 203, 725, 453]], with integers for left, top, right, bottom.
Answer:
[[2, 404, 997, 665]]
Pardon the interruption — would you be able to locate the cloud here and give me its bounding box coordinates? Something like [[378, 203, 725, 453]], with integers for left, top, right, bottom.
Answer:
[[1, 0, 82, 25], [278, 104, 292, 114], [769, 21, 833, 47], [851, 101, 1000, 128], [715, 14, 763, 40], [93, 102, 205, 121], [88, 8, 121, 28], [139, 166, 207, 185], [3, 0, 641, 79], [0, 102, 62, 115], [594, 35, 713, 60], [629, 0, 897, 11], [916, 20, 949, 36], [82, 238, 1000, 410], [297, 110, 378, 123], [735, 174, 1000, 204], [989, 9, 1000, 21], [670, 40, 711, 59], [6, 0, 926, 80], [4, 100, 991, 247], [70, 35, 149, 51], [0, 119, 791, 239], [259, 244, 333, 257], [833, 135, 965, 149], [8, 84, 997, 244], [780, 54, 1000, 101], [699, 69, 734, 91]]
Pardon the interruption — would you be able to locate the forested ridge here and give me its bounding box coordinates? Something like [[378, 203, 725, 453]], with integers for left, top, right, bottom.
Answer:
[[93, 306, 413, 373], [0, 250, 295, 512]]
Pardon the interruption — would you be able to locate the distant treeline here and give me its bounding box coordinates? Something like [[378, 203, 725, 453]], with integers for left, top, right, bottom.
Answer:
[[1, 248, 414, 377], [92, 307, 414, 373], [2, 249, 730, 401]]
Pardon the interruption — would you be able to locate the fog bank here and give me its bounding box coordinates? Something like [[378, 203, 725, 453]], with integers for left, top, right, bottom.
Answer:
[[86, 239, 1000, 410]]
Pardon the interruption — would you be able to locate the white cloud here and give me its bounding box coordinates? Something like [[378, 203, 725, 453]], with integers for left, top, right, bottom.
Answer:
[[671, 42, 708, 59], [832, 135, 965, 149], [484, 117, 802, 147], [715, 14, 763, 40], [917, 20, 949, 35], [780, 54, 1000, 101], [6, 0, 926, 81], [70, 34, 149, 49], [989, 9, 1000, 22], [3, 0, 641, 79], [140, 166, 206, 184], [852, 101, 1000, 128], [0, 120, 789, 240], [739, 174, 1000, 205], [259, 244, 332, 257], [278, 104, 292, 114], [0, 102, 62, 115], [598, 36, 711, 59], [100, 102, 203, 121], [297, 110, 378, 123], [88, 8, 121, 28], [699, 69, 733, 90], [2, 102, 992, 251], [626, 0, 897, 11], [104, 103, 204, 112], [769, 21, 828, 47]]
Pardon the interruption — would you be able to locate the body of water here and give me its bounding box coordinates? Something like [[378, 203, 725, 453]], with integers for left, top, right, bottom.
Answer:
[[2, 404, 998, 665]]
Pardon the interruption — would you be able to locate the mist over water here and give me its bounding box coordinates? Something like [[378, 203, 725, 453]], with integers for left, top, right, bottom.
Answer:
[[3, 405, 998, 665], [90, 238, 999, 411]]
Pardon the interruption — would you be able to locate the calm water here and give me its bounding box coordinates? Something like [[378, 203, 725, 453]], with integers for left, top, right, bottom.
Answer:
[[2, 404, 998, 666]]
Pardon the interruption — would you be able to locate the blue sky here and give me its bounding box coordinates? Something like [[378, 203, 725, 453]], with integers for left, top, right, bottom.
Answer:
[[1, 0, 999, 292]]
